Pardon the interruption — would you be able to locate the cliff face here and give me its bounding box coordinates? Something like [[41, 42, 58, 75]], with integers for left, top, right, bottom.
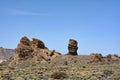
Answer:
[[0, 47, 16, 63]]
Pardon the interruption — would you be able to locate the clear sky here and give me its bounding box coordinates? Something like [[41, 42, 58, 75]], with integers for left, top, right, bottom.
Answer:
[[0, 0, 120, 56]]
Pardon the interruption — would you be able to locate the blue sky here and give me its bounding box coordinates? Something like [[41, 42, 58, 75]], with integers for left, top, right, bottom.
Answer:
[[0, 0, 120, 55]]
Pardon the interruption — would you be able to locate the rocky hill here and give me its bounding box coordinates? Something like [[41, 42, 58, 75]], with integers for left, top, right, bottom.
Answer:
[[0, 47, 16, 63], [0, 36, 120, 80]]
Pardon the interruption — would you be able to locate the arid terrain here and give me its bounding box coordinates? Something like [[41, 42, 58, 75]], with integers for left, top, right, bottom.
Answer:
[[0, 55, 120, 80], [0, 36, 120, 80]]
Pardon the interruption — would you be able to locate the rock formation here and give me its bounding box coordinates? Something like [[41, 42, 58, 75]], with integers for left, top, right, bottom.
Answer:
[[113, 54, 119, 61], [16, 36, 34, 60], [30, 38, 47, 49], [90, 53, 103, 63], [106, 54, 112, 62], [9, 36, 61, 66], [67, 39, 78, 55]]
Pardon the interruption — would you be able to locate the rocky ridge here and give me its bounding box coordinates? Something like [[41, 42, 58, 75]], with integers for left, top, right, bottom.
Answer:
[[0, 47, 15, 63], [9, 36, 61, 66], [0, 37, 120, 80]]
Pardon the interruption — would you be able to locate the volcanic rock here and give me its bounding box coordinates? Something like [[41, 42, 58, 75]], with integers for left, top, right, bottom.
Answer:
[[90, 53, 103, 63], [10, 36, 61, 66], [30, 38, 47, 49], [67, 39, 78, 55]]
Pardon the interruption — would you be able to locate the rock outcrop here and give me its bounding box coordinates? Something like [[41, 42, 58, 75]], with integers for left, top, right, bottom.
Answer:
[[106, 54, 112, 62], [89, 53, 103, 63], [30, 38, 47, 49], [9, 36, 61, 65], [16, 36, 34, 60], [67, 39, 78, 55], [113, 54, 119, 61]]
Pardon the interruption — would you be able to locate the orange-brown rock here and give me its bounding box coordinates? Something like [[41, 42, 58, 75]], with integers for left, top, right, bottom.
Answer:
[[20, 36, 30, 46], [67, 39, 78, 55], [16, 36, 33, 60], [90, 53, 103, 63], [113, 54, 119, 61], [10, 36, 61, 66], [33, 49, 61, 61], [30, 38, 47, 49]]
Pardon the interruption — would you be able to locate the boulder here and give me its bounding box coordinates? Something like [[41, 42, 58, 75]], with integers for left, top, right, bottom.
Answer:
[[67, 39, 78, 55]]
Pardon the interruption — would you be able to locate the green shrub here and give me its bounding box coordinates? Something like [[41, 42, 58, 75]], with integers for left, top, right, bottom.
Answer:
[[51, 71, 67, 79], [90, 76, 98, 80]]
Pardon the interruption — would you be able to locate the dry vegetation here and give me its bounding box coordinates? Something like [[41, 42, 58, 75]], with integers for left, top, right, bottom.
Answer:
[[0, 55, 120, 80], [0, 37, 120, 80]]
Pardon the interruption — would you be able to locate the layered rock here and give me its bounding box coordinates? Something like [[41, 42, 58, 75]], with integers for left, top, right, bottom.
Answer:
[[30, 38, 47, 49], [16, 36, 33, 60], [9, 36, 61, 65], [67, 39, 78, 55]]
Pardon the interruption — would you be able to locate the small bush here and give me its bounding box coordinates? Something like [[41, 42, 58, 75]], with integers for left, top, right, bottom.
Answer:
[[51, 71, 67, 79], [63, 61, 68, 65], [103, 70, 113, 78], [82, 66, 86, 68], [103, 70, 113, 76], [110, 72, 120, 80], [90, 76, 98, 80]]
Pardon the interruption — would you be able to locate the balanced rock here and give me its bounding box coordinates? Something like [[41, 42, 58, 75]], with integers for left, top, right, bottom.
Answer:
[[67, 39, 78, 55]]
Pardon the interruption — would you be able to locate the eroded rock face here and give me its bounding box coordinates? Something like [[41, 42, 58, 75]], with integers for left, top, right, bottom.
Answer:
[[20, 36, 30, 46], [67, 39, 78, 55], [10, 36, 61, 66], [30, 38, 47, 49], [33, 49, 61, 61], [90, 53, 103, 63], [16, 36, 33, 60]]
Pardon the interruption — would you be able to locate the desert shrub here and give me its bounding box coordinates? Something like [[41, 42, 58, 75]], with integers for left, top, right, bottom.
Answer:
[[63, 61, 68, 65], [82, 66, 86, 68], [89, 76, 98, 80], [16, 77, 24, 80], [103, 70, 113, 77], [51, 71, 67, 79], [110, 72, 120, 80], [2, 75, 12, 80]]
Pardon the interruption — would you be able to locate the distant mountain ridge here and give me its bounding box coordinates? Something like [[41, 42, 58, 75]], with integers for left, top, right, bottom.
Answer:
[[0, 47, 16, 63]]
